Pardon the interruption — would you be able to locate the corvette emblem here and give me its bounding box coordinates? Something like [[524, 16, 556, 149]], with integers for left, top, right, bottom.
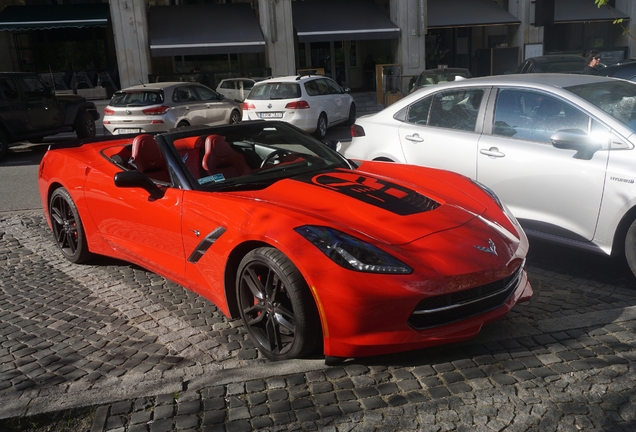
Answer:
[[475, 239, 497, 256]]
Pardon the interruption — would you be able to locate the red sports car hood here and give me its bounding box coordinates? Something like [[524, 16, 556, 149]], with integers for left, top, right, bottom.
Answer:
[[237, 167, 496, 245]]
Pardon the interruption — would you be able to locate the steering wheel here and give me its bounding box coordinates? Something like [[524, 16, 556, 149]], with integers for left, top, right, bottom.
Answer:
[[260, 149, 290, 168]]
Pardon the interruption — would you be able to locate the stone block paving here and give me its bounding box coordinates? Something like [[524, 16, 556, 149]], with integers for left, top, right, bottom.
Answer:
[[1, 212, 636, 431]]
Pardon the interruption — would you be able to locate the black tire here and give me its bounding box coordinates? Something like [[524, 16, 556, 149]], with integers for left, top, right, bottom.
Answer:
[[229, 110, 241, 124], [625, 219, 636, 277], [314, 113, 328, 140], [49, 188, 92, 263], [0, 130, 7, 161], [74, 111, 96, 138], [346, 103, 356, 126], [236, 247, 321, 360], [177, 121, 190, 128]]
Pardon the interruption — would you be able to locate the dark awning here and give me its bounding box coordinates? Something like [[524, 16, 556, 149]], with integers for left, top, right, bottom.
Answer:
[[555, 0, 629, 24], [428, 0, 521, 29], [149, 4, 265, 57], [0, 4, 109, 31], [292, 0, 400, 43]]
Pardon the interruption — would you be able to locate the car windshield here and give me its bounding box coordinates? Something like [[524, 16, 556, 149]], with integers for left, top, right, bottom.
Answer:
[[110, 90, 164, 107], [163, 121, 351, 191], [247, 83, 301, 100], [566, 80, 636, 131]]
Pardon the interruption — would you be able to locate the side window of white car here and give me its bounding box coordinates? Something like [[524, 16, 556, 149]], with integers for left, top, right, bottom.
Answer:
[[493, 89, 589, 143], [324, 79, 343, 94], [406, 96, 432, 125], [428, 88, 484, 132]]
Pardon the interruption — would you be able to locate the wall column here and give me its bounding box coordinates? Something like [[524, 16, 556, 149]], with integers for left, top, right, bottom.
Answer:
[[109, 0, 151, 89], [508, 0, 543, 61], [258, 0, 295, 76], [391, 0, 426, 93]]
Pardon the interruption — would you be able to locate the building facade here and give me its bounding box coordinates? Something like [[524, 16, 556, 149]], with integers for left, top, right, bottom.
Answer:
[[0, 0, 634, 97]]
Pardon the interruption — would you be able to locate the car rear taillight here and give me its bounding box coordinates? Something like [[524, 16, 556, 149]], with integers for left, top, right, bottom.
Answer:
[[285, 100, 310, 109], [142, 105, 170, 115], [151, 120, 164, 124], [243, 102, 256, 110], [351, 124, 365, 137], [104, 108, 114, 116]]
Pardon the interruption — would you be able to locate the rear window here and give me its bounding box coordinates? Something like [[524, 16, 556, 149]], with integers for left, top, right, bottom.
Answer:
[[110, 90, 164, 107], [247, 83, 300, 100]]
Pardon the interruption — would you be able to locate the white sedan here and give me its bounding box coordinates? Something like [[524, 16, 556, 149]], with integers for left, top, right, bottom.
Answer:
[[345, 73, 636, 277]]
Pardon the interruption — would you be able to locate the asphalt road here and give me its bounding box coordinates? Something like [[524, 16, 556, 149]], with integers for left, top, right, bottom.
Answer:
[[1, 116, 636, 431], [0, 99, 352, 214]]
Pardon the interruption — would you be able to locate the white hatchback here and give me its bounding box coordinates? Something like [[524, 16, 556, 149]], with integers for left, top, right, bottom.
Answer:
[[216, 78, 256, 102], [345, 73, 636, 277], [242, 75, 356, 139]]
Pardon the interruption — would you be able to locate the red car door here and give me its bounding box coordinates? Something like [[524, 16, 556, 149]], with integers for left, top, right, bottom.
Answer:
[[83, 150, 187, 281]]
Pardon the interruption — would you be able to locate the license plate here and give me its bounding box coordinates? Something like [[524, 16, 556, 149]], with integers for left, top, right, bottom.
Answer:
[[260, 112, 283, 119], [117, 128, 141, 134]]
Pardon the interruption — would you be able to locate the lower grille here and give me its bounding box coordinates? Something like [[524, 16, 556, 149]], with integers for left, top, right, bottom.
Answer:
[[408, 262, 524, 330]]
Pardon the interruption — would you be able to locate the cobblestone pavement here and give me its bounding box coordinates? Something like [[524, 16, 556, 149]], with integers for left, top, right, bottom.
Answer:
[[1, 211, 636, 431]]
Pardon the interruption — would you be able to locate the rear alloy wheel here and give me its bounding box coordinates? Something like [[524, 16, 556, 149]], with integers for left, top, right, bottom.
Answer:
[[236, 247, 321, 360], [624, 219, 636, 277], [177, 121, 190, 128], [74, 111, 96, 138], [49, 188, 92, 263], [229, 110, 241, 124], [314, 113, 328, 140]]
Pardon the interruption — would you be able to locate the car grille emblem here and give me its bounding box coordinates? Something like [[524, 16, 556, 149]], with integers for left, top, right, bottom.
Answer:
[[125, 109, 132, 115], [475, 239, 497, 256], [267, 103, 272, 109]]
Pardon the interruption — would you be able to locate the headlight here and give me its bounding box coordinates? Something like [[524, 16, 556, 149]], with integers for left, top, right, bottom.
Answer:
[[470, 179, 519, 227], [295, 226, 412, 274]]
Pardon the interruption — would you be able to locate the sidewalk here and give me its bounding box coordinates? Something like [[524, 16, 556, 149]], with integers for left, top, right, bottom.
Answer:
[[1, 211, 635, 431]]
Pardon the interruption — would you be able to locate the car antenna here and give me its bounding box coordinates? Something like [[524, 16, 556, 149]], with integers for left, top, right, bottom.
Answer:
[[139, 80, 146, 87]]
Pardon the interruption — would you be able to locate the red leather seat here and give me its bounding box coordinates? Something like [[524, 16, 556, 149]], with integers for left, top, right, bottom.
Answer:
[[131, 134, 171, 183], [202, 134, 251, 179], [174, 136, 205, 180]]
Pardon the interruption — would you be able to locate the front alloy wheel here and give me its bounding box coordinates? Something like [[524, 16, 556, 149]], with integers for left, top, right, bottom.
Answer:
[[236, 247, 321, 360], [625, 219, 636, 277], [49, 188, 92, 263]]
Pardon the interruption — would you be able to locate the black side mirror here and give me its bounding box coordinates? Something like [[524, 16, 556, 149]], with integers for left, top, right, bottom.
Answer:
[[114, 171, 165, 200]]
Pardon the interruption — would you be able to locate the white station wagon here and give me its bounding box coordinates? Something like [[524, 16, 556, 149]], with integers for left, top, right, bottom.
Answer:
[[242, 74, 356, 139], [345, 74, 636, 277]]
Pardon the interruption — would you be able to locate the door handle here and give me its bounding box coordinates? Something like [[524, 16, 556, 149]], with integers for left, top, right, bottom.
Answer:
[[480, 147, 505, 158], [405, 133, 424, 143]]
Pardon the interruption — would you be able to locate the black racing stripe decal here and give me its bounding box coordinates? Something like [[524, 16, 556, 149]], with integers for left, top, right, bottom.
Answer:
[[293, 171, 440, 216], [187, 227, 226, 264]]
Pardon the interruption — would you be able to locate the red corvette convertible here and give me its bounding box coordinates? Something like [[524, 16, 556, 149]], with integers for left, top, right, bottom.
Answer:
[[38, 121, 532, 363]]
